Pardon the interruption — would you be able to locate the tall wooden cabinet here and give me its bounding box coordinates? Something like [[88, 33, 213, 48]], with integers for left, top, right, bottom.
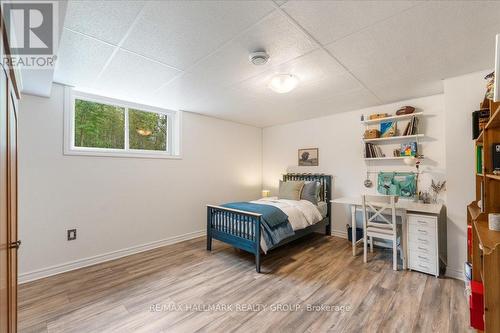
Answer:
[[0, 8, 20, 333]]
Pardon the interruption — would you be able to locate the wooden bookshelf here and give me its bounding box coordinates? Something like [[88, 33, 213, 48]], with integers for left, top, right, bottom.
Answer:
[[468, 99, 500, 332]]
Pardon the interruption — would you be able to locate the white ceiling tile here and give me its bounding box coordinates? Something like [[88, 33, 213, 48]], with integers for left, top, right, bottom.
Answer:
[[195, 87, 379, 128], [369, 74, 444, 103], [151, 11, 319, 109], [122, 1, 275, 70], [152, 50, 370, 127], [93, 50, 181, 103], [326, 1, 500, 103], [65, 0, 146, 45], [283, 0, 418, 45], [54, 30, 115, 88]]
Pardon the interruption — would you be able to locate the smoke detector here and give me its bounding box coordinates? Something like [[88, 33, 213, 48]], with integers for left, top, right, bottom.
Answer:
[[249, 51, 269, 66]]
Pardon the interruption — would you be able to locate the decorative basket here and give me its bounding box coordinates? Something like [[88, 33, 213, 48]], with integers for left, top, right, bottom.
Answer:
[[364, 129, 380, 139]]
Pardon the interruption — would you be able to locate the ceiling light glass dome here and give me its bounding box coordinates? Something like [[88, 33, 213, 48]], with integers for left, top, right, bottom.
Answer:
[[268, 74, 299, 93]]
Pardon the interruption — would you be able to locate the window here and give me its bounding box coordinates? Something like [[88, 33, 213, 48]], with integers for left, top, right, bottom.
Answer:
[[64, 88, 181, 158], [74, 99, 125, 149]]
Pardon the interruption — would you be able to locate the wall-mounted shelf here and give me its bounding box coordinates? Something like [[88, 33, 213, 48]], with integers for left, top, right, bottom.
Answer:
[[364, 156, 418, 161], [363, 134, 424, 143], [362, 112, 423, 125]]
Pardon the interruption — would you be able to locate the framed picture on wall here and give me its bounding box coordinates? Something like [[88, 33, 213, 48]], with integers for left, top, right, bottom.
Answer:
[[298, 148, 319, 166]]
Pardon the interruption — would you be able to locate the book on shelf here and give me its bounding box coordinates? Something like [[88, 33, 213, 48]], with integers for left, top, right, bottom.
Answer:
[[476, 145, 483, 174], [365, 143, 384, 158], [402, 116, 419, 136], [400, 142, 418, 156]]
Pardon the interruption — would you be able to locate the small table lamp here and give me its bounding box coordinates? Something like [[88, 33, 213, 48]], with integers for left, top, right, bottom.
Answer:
[[261, 190, 270, 198]]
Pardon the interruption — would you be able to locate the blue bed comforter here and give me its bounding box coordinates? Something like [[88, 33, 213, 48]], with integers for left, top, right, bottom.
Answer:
[[221, 202, 294, 248]]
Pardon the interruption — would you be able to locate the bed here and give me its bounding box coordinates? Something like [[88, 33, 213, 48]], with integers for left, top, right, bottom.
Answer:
[[206, 173, 332, 272]]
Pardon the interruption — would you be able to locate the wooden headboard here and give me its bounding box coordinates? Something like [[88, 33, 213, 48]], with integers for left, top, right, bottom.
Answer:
[[282, 173, 332, 206]]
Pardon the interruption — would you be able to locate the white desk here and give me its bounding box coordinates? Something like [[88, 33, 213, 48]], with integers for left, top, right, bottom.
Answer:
[[332, 196, 445, 276]]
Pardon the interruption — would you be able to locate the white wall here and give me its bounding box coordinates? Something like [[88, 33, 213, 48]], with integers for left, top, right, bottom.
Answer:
[[443, 69, 491, 278], [263, 94, 446, 235], [18, 83, 262, 281], [19, 71, 489, 282]]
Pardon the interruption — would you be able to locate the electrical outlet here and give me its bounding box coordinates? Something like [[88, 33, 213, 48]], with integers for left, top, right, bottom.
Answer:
[[67, 229, 77, 241]]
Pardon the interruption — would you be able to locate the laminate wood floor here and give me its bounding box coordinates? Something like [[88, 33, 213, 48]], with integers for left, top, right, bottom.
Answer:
[[19, 234, 472, 333]]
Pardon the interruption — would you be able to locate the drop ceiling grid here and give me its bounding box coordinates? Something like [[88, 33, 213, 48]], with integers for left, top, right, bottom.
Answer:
[[94, 49, 182, 103], [120, 1, 277, 70], [58, 0, 400, 106], [93, 2, 151, 85], [270, 1, 383, 104], [150, 10, 322, 107], [324, 1, 500, 103], [53, 0, 500, 127], [150, 0, 391, 116], [54, 29, 116, 88], [59, 0, 279, 95], [177, 48, 366, 122], [279, 0, 421, 46], [64, 0, 147, 45], [149, 5, 309, 97]]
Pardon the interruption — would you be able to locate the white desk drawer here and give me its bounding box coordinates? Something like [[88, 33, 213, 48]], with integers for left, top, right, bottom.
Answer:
[[409, 251, 437, 275], [408, 233, 434, 245], [408, 240, 436, 256], [408, 215, 436, 236], [408, 225, 436, 243], [408, 214, 437, 227], [410, 247, 436, 261]]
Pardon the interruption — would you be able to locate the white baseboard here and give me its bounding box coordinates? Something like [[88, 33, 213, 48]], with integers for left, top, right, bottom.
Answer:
[[19, 230, 206, 284], [445, 266, 464, 281], [331, 229, 347, 239]]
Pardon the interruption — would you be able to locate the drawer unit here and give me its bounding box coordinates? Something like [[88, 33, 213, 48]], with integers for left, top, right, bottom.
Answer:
[[409, 252, 437, 276], [407, 214, 439, 277]]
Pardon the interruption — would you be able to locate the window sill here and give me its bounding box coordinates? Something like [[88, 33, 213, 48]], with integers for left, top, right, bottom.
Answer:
[[63, 148, 182, 160]]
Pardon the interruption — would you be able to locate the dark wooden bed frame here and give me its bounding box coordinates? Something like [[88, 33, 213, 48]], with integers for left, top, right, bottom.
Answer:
[[206, 173, 332, 272]]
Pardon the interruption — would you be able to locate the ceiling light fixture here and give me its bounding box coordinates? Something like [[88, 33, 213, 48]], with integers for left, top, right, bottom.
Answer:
[[249, 51, 269, 66], [268, 74, 299, 93]]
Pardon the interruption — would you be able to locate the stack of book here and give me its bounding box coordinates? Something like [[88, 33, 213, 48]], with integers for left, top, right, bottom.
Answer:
[[403, 116, 419, 136], [365, 143, 384, 158]]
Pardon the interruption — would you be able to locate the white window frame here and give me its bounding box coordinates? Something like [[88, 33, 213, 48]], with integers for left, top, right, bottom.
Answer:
[[64, 87, 182, 159]]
